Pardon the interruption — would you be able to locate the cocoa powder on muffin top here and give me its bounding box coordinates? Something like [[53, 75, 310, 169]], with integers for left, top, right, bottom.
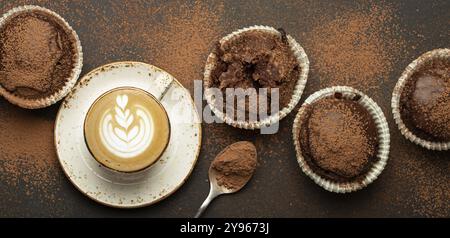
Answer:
[[0, 11, 76, 99], [400, 59, 450, 142], [299, 94, 379, 182]]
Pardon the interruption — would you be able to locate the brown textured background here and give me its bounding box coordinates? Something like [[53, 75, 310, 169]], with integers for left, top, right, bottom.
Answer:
[[0, 0, 448, 217]]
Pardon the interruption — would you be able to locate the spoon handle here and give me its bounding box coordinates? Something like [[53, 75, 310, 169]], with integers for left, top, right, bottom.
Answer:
[[194, 187, 218, 218]]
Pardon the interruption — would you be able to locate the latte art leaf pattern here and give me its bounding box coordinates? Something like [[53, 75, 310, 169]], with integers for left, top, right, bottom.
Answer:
[[116, 94, 128, 110], [114, 96, 137, 142], [99, 94, 154, 159]]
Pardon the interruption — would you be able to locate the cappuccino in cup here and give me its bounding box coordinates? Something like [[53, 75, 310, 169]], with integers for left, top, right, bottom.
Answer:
[[84, 87, 170, 173]]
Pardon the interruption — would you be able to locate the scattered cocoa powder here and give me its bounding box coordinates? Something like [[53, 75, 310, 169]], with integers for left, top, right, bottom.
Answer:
[[150, 1, 225, 91], [388, 144, 450, 218], [304, 2, 407, 92], [0, 100, 62, 214], [211, 141, 257, 190], [67, 1, 225, 92]]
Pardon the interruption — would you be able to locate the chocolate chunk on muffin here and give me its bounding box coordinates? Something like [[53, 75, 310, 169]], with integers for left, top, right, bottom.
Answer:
[[399, 58, 450, 142], [0, 10, 77, 99], [298, 94, 379, 182], [210, 29, 300, 121]]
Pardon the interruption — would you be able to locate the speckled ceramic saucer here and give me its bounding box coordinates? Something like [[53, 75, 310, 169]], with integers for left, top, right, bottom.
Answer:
[[55, 62, 201, 208]]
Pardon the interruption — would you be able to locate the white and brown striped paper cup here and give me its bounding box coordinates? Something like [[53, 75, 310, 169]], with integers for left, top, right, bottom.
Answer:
[[203, 25, 309, 130], [292, 86, 390, 193], [0, 5, 83, 109], [391, 48, 450, 150]]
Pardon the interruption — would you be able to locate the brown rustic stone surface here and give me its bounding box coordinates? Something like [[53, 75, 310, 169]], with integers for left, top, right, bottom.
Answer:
[[0, 0, 448, 217]]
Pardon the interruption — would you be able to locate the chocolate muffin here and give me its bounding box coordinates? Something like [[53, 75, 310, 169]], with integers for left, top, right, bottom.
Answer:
[[209, 29, 300, 121], [0, 10, 77, 99], [399, 58, 450, 142], [298, 93, 379, 182]]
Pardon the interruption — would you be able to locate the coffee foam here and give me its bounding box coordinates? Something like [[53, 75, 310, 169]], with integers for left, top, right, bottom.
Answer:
[[84, 87, 170, 173], [99, 94, 154, 158]]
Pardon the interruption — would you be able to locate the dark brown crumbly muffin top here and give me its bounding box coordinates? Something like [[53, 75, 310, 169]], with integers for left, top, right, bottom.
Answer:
[[209, 30, 300, 121], [0, 11, 77, 99], [299, 94, 379, 182], [399, 59, 450, 142]]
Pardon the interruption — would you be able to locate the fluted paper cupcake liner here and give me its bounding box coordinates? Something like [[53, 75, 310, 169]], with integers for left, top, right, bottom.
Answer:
[[204, 25, 309, 129], [391, 48, 450, 151], [0, 5, 83, 109], [292, 86, 390, 193]]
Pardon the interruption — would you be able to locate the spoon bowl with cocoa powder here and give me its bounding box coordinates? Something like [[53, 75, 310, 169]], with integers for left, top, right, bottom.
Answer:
[[194, 141, 257, 218]]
